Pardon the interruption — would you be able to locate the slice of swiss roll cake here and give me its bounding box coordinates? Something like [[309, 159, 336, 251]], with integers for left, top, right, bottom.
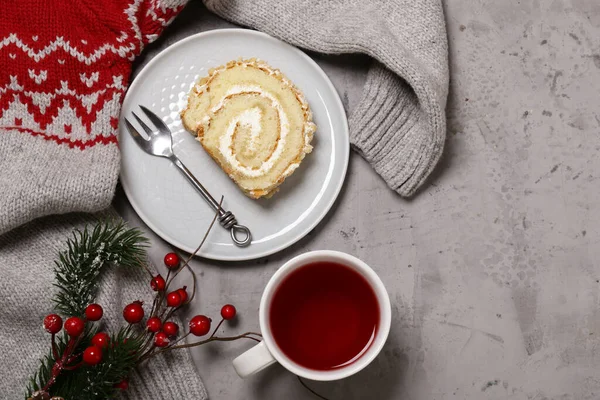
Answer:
[[181, 58, 316, 199]]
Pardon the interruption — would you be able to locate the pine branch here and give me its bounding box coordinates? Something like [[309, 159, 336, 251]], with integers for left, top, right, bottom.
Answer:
[[25, 329, 92, 398], [27, 221, 149, 399], [27, 345, 59, 395], [58, 328, 145, 400], [26, 327, 144, 400], [53, 221, 148, 317]]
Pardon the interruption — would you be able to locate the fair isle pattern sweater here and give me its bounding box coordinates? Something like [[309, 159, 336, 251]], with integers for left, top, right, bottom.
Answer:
[[0, 0, 184, 235], [0, 2, 208, 399]]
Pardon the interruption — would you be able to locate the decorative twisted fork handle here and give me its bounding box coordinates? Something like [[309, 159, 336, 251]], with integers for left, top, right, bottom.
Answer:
[[125, 105, 252, 247]]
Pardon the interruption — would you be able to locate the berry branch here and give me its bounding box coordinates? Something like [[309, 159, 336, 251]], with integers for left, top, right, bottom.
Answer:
[[27, 199, 269, 400]]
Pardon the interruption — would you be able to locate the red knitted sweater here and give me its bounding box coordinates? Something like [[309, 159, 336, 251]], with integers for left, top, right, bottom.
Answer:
[[0, 0, 186, 233]]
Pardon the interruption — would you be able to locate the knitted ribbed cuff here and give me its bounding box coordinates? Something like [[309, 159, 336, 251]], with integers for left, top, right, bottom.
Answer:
[[349, 62, 445, 197], [123, 349, 208, 400], [0, 129, 119, 235]]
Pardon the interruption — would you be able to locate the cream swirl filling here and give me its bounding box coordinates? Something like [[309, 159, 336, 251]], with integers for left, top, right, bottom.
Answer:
[[211, 85, 290, 178]]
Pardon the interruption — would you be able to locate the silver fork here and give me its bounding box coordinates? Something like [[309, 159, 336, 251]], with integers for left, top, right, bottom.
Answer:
[[125, 105, 252, 248]]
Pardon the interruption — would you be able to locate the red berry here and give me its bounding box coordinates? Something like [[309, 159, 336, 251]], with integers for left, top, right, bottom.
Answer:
[[177, 287, 188, 304], [64, 317, 85, 337], [154, 331, 169, 347], [85, 304, 103, 321], [43, 314, 63, 334], [220, 304, 237, 320], [164, 252, 180, 269], [146, 317, 162, 333], [91, 332, 110, 349], [189, 315, 211, 336], [123, 301, 144, 324], [150, 275, 166, 291], [114, 379, 129, 391], [166, 291, 182, 308], [162, 321, 179, 337], [83, 345, 103, 365]]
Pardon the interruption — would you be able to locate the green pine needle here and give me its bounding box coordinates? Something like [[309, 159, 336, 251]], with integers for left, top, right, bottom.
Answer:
[[53, 221, 148, 317], [26, 327, 144, 400], [26, 331, 69, 396], [26, 221, 149, 399]]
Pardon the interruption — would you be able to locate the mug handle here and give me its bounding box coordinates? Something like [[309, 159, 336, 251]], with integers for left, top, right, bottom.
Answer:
[[232, 341, 276, 378]]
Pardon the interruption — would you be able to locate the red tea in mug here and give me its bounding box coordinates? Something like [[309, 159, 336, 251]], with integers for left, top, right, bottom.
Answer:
[[269, 261, 379, 371]]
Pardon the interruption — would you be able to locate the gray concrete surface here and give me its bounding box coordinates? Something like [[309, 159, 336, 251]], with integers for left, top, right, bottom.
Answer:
[[115, 1, 600, 398]]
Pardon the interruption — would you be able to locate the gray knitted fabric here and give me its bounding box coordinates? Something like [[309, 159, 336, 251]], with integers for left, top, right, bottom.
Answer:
[[0, 0, 209, 397], [204, 0, 449, 196], [0, 212, 208, 400], [0, 132, 119, 235], [0, 1, 448, 397]]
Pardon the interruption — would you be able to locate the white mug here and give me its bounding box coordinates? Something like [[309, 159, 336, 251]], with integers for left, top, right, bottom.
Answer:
[[232, 250, 392, 381]]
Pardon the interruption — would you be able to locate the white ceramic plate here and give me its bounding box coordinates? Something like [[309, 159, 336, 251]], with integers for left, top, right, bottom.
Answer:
[[120, 29, 349, 261]]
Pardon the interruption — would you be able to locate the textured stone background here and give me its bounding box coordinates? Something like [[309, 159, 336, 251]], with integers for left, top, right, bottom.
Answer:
[[116, 1, 600, 398]]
